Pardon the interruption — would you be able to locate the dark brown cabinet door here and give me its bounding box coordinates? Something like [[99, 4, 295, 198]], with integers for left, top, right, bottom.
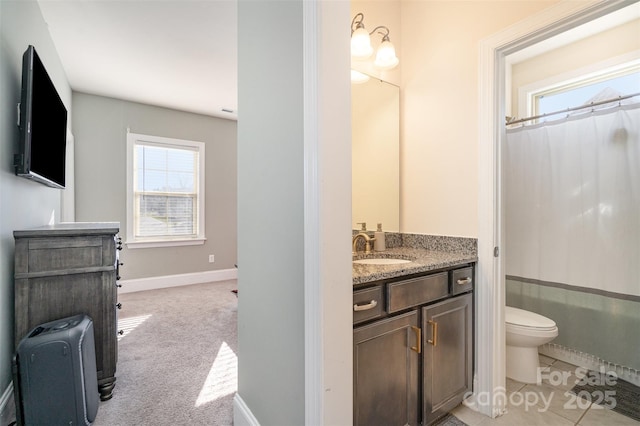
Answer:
[[353, 310, 419, 426], [422, 293, 473, 425]]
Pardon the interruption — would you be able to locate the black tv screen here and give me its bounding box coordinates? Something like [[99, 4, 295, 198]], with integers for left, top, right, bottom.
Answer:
[[15, 45, 67, 189]]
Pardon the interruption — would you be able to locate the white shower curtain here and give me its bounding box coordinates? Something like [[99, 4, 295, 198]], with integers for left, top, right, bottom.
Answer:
[[505, 103, 640, 298]]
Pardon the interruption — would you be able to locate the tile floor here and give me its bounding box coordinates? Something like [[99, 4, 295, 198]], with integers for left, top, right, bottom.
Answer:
[[451, 354, 640, 426]]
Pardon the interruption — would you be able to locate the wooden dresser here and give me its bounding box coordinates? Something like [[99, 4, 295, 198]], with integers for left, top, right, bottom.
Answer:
[[14, 222, 122, 400]]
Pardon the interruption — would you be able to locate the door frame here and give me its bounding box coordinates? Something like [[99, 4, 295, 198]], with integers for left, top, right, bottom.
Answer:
[[475, 0, 636, 418]]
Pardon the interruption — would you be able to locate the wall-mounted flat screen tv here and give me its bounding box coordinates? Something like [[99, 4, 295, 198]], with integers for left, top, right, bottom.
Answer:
[[15, 45, 67, 189]]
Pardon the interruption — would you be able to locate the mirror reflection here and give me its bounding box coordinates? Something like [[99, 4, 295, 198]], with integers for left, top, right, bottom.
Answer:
[[352, 75, 400, 232]]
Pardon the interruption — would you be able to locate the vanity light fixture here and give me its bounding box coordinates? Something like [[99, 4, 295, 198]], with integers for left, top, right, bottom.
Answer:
[[350, 12, 399, 71]]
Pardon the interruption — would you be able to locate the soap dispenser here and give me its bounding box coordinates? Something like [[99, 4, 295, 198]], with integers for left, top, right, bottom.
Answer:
[[374, 223, 386, 252]]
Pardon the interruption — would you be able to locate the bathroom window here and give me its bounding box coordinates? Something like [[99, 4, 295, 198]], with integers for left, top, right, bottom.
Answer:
[[523, 59, 640, 122], [534, 67, 640, 116], [126, 132, 205, 248], [515, 53, 640, 122]]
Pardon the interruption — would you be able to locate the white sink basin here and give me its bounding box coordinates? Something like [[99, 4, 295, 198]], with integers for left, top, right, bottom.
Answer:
[[353, 258, 412, 265]]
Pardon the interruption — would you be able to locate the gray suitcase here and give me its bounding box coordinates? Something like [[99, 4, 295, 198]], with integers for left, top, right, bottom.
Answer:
[[13, 314, 100, 425]]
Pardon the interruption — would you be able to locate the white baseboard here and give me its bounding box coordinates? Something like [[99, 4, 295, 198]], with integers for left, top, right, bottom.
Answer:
[[233, 393, 260, 426], [118, 268, 238, 294], [540, 343, 640, 387], [0, 382, 15, 426]]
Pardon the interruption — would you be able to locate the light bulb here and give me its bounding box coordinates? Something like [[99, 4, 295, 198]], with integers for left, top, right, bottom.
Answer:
[[351, 27, 373, 59], [374, 40, 399, 70]]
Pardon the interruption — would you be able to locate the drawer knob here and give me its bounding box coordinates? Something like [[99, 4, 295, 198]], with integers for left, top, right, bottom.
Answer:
[[118, 330, 124, 336], [457, 277, 472, 285], [353, 300, 378, 312], [116, 303, 122, 309]]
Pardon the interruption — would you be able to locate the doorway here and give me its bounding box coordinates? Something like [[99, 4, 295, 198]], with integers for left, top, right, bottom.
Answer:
[[475, 0, 638, 418]]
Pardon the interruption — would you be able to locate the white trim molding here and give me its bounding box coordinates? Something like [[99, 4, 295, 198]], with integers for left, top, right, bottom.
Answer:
[[476, 0, 634, 419], [233, 394, 260, 426], [125, 131, 206, 248], [303, 1, 323, 424], [125, 238, 206, 249], [303, 1, 352, 425], [118, 268, 237, 294]]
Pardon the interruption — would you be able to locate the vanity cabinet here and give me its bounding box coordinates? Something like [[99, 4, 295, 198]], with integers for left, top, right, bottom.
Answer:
[[422, 292, 473, 425], [14, 223, 121, 401], [354, 311, 419, 426], [353, 264, 474, 426]]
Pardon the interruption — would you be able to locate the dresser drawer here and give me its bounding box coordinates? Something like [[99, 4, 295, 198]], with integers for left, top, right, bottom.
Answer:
[[451, 267, 474, 295], [387, 272, 449, 313], [353, 286, 384, 324], [24, 237, 108, 273]]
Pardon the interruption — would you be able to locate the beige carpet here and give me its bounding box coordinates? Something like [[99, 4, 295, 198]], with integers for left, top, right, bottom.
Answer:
[[92, 280, 238, 426]]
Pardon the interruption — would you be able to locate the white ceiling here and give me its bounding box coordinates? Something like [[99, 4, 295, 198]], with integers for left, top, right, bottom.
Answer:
[[38, 0, 238, 120], [38, 1, 637, 123]]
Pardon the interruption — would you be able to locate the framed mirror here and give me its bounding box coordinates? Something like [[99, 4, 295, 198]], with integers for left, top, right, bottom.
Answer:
[[352, 75, 400, 232]]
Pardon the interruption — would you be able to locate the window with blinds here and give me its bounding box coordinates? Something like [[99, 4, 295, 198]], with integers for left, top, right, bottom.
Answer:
[[126, 132, 205, 248]]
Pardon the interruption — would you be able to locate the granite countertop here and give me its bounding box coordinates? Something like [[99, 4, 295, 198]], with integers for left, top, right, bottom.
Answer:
[[352, 246, 478, 286]]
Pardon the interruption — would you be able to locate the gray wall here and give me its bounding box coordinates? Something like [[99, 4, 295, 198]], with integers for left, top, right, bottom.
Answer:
[[72, 93, 237, 280], [0, 1, 72, 395], [237, 0, 305, 423]]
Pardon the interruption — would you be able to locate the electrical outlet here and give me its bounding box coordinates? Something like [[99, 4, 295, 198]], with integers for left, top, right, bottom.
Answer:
[[208, 254, 215, 263]]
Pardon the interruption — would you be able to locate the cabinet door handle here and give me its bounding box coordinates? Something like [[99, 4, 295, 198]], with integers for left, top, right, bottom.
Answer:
[[353, 300, 378, 312], [427, 320, 438, 346], [457, 277, 472, 285], [410, 326, 421, 354]]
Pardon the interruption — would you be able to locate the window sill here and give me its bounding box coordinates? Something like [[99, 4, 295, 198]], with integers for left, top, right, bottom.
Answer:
[[125, 237, 206, 249]]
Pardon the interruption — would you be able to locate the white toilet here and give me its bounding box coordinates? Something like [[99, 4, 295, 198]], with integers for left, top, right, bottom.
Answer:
[[505, 306, 558, 384]]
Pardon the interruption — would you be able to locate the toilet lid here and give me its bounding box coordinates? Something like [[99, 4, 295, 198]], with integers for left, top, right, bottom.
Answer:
[[506, 306, 556, 329]]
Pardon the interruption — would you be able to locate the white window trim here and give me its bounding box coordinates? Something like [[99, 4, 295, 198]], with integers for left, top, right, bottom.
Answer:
[[517, 50, 640, 119], [125, 131, 206, 249]]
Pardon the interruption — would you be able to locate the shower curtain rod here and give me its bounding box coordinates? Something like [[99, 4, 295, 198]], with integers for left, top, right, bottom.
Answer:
[[506, 92, 640, 126]]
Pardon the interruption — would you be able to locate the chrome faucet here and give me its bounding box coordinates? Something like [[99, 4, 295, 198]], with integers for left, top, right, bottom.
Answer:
[[352, 232, 375, 254]]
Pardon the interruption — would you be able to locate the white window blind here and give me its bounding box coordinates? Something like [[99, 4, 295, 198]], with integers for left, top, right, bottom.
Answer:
[[126, 132, 205, 248], [135, 143, 197, 237]]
